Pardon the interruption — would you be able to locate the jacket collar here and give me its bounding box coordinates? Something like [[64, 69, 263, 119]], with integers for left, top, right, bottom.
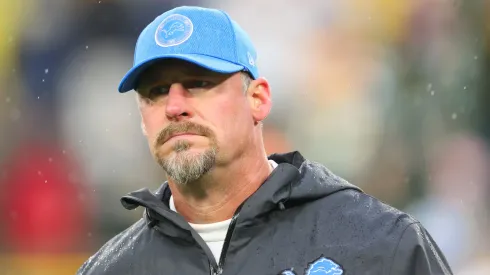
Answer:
[[120, 151, 360, 229]]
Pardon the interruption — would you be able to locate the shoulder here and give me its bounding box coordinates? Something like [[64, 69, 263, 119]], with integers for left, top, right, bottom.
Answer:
[[315, 188, 417, 232], [302, 189, 419, 253], [76, 218, 148, 275], [307, 190, 452, 273]]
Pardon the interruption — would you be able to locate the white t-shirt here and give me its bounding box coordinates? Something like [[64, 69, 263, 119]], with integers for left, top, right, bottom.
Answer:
[[169, 160, 278, 262]]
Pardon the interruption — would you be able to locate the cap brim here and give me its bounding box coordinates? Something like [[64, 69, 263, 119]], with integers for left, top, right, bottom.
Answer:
[[118, 54, 245, 93]]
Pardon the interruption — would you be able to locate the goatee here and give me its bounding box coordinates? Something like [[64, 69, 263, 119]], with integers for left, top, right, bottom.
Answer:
[[153, 122, 218, 185]]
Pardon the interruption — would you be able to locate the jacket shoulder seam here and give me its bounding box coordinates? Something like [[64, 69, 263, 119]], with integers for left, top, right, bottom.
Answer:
[[386, 221, 420, 275]]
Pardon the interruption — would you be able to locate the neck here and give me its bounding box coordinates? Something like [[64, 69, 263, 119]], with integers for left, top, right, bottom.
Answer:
[[169, 148, 272, 224]]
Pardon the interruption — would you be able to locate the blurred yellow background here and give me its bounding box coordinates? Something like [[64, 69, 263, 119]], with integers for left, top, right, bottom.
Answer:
[[1, 0, 489, 274]]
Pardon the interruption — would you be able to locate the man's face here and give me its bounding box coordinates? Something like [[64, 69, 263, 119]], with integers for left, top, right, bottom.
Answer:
[[136, 60, 256, 185]]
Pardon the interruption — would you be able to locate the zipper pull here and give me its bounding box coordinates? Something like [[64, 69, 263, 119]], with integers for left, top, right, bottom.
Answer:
[[210, 264, 223, 275], [215, 267, 223, 275]]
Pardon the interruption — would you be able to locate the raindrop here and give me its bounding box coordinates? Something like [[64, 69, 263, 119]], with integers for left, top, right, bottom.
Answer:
[[98, 0, 101, 3], [86, 45, 89, 49], [112, 169, 116, 173], [451, 113, 457, 120], [474, 56, 478, 60], [42, 79, 45, 82], [44, 180, 48, 183], [37, 96, 40, 99], [426, 83, 432, 91], [79, 140, 83, 143], [463, 86, 467, 90], [62, 150, 66, 154], [5, 97, 10, 103], [88, 232, 93, 237], [129, 112, 132, 116], [44, 68, 49, 74], [105, 128, 109, 132], [430, 90, 435, 96], [12, 68, 16, 73], [48, 157, 53, 163], [37, 171, 42, 175]]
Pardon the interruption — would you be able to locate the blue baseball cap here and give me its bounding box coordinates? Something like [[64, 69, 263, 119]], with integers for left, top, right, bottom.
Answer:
[[118, 6, 259, 93]]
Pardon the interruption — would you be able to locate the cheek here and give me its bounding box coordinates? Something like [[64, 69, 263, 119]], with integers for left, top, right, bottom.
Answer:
[[139, 106, 166, 141], [211, 101, 250, 143]]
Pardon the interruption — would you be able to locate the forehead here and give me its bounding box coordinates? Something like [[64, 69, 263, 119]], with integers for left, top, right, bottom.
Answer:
[[137, 59, 230, 84]]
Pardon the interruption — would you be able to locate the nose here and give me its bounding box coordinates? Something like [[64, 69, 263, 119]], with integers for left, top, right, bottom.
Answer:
[[165, 83, 192, 120]]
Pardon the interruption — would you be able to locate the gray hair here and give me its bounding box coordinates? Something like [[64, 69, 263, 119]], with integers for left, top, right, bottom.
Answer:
[[240, 72, 252, 94]]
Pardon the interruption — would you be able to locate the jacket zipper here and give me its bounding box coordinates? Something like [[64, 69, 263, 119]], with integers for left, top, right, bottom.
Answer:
[[211, 204, 244, 275]]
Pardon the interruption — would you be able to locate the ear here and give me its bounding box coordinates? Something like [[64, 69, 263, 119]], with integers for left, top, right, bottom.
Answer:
[[247, 77, 272, 124]]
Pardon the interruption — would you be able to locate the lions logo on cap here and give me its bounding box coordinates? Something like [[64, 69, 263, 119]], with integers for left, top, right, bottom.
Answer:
[[155, 14, 193, 47]]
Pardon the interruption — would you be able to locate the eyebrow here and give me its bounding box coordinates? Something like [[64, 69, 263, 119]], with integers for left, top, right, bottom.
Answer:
[[151, 65, 230, 79], [136, 69, 230, 91]]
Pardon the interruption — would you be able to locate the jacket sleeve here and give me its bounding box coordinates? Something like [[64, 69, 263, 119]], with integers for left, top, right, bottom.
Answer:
[[389, 222, 453, 275]]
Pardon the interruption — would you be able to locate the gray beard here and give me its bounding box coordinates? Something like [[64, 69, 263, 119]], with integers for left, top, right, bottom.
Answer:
[[159, 140, 217, 185]]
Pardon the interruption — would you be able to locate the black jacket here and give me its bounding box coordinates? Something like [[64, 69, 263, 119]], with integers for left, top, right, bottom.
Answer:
[[77, 151, 453, 275]]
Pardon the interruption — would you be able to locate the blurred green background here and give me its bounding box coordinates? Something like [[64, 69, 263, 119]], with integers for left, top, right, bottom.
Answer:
[[1, 0, 489, 274]]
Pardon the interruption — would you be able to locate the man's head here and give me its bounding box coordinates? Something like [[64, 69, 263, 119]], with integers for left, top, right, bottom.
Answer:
[[118, 7, 271, 185]]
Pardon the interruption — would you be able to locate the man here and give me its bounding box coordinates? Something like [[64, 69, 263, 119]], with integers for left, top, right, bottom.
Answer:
[[77, 6, 453, 275]]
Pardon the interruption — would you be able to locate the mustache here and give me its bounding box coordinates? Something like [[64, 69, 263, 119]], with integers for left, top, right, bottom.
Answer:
[[155, 121, 213, 146]]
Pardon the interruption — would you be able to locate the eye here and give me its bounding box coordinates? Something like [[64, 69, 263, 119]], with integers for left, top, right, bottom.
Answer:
[[183, 80, 214, 90], [148, 85, 170, 98]]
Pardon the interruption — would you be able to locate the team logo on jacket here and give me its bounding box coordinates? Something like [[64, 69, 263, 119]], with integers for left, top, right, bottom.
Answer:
[[155, 14, 193, 47], [280, 256, 343, 275]]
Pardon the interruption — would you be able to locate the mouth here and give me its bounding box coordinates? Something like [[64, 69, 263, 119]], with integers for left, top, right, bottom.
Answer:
[[164, 133, 201, 143]]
